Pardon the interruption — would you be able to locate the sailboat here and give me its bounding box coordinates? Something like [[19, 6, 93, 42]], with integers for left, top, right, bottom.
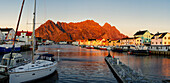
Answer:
[[0, 0, 57, 83]]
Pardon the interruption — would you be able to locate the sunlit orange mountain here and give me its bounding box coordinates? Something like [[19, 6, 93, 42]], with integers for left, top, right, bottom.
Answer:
[[35, 20, 128, 42]]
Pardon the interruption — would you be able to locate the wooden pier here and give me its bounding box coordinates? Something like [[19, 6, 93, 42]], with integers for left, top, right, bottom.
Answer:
[[150, 51, 170, 55], [105, 56, 160, 83]]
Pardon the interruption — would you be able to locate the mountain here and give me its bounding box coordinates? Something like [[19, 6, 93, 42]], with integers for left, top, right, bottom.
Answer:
[[35, 20, 127, 42]]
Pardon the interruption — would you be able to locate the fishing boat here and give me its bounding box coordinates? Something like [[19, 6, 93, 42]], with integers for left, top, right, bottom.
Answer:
[[86, 45, 94, 49], [129, 45, 150, 56], [0, 44, 21, 54], [99, 46, 107, 50], [0, 0, 57, 82]]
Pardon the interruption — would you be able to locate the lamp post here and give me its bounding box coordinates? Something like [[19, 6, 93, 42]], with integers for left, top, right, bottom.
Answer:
[[57, 49, 60, 61]]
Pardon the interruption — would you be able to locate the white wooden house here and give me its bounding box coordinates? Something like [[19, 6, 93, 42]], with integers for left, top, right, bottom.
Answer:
[[0, 28, 15, 41], [120, 37, 142, 46], [16, 30, 32, 45]]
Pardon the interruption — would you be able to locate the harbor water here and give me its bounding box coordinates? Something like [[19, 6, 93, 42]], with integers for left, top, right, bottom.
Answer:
[[0, 45, 170, 83]]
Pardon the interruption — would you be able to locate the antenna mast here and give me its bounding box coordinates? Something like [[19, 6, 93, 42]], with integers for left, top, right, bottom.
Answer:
[[32, 0, 36, 64], [8, 0, 25, 67]]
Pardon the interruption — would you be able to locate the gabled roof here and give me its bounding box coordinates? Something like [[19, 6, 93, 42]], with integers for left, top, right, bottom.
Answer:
[[16, 31, 32, 36], [159, 32, 167, 39], [121, 37, 134, 40], [151, 32, 162, 39], [26, 32, 32, 36], [88, 39, 96, 41], [150, 33, 154, 35], [134, 30, 148, 36], [121, 37, 139, 40], [151, 32, 168, 39], [0, 28, 13, 32]]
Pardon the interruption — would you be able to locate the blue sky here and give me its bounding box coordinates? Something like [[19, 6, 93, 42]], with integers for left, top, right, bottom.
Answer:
[[0, 0, 170, 36]]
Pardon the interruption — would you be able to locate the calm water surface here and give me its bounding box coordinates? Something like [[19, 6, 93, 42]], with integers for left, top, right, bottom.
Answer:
[[1, 45, 169, 83]]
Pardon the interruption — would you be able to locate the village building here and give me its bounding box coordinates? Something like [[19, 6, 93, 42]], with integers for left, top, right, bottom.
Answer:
[[0, 28, 15, 41], [120, 37, 142, 46], [134, 30, 153, 45], [151, 32, 170, 46], [16, 30, 32, 45]]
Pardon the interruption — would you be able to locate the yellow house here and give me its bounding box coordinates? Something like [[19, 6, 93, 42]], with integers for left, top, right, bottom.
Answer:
[[120, 37, 142, 46], [161, 32, 170, 45], [134, 30, 153, 45]]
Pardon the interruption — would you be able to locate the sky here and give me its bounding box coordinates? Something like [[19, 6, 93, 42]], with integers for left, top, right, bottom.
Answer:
[[0, 0, 170, 36]]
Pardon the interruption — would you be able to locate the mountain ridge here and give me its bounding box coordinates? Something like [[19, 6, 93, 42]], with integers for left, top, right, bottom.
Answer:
[[35, 20, 128, 42]]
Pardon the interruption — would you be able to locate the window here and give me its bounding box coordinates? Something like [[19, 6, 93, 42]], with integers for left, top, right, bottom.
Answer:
[[168, 42, 170, 45], [156, 42, 157, 44], [165, 42, 166, 44], [168, 37, 170, 39], [152, 42, 154, 44], [160, 42, 162, 44], [22, 36, 24, 38], [165, 37, 166, 39]]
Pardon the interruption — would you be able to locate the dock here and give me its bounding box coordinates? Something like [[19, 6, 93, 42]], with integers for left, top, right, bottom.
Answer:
[[105, 55, 160, 83], [150, 51, 170, 55]]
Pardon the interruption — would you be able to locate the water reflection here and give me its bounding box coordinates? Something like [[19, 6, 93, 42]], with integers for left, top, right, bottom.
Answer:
[[1, 45, 169, 82]]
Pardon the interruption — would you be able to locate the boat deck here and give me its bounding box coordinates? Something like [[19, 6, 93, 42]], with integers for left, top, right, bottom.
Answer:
[[10, 60, 56, 73], [105, 56, 160, 83]]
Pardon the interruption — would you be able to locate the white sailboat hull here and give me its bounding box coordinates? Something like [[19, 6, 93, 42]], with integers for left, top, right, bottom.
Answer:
[[9, 61, 57, 83]]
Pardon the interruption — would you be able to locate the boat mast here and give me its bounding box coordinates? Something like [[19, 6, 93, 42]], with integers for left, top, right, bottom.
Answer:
[[8, 0, 25, 67], [32, 0, 36, 64]]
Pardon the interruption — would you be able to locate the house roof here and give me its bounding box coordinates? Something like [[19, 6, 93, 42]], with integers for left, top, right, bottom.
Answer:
[[16, 31, 32, 36], [150, 33, 154, 35], [151, 32, 168, 39], [26, 32, 32, 36], [151, 32, 162, 39], [121, 37, 133, 40], [121, 37, 139, 40], [159, 32, 167, 39], [134, 30, 148, 36], [88, 39, 96, 41], [0, 28, 13, 32]]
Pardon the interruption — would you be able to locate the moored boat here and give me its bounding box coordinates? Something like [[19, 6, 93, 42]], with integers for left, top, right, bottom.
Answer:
[[86, 45, 94, 49], [99, 46, 107, 50], [0, 44, 21, 54], [0, 0, 58, 82]]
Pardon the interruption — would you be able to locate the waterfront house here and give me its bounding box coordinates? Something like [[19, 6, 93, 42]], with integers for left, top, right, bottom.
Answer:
[[0, 30, 3, 42], [16, 30, 32, 45], [108, 39, 117, 46], [120, 37, 142, 46], [0, 28, 15, 41], [150, 32, 170, 51], [115, 40, 121, 46], [134, 30, 153, 45], [151, 32, 170, 45]]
